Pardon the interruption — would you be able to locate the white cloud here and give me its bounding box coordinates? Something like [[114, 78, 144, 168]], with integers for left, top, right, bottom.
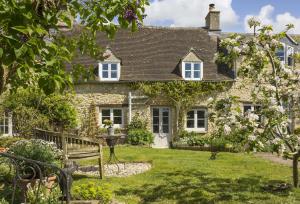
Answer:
[[244, 5, 300, 34], [144, 0, 239, 30]]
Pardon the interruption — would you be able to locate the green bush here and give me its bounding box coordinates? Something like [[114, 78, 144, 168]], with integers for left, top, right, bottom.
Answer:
[[8, 139, 62, 177], [73, 182, 112, 203], [295, 127, 300, 135], [127, 114, 148, 131], [0, 137, 24, 148], [0, 198, 9, 204], [177, 130, 210, 146], [127, 129, 154, 145]]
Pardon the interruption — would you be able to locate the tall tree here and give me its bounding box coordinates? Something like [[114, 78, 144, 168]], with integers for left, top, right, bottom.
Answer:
[[211, 19, 300, 187], [0, 0, 148, 94]]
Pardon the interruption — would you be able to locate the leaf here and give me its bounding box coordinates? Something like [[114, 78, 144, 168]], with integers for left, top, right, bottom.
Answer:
[[11, 26, 33, 36], [0, 48, 3, 58], [14, 45, 28, 58]]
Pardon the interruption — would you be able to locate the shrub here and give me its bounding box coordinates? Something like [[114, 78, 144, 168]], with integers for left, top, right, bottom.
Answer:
[[27, 185, 61, 204], [8, 139, 62, 177], [0, 198, 9, 204], [11, 106, 49, 137], [295, 127, 300, 135], [73, 182, 112, 203], [0, 136, 24, 148], [127, 114, 148, 131], [177, 130, 210, 146], [127, 129, 154, 145]]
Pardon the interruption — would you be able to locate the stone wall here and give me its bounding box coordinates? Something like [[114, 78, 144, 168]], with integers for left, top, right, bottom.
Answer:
[[73, 80, 252, 139]]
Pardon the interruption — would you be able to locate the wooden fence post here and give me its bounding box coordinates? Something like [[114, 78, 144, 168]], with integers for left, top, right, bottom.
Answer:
[[61, 130, 68, 164], [98, 143, 104, 179]]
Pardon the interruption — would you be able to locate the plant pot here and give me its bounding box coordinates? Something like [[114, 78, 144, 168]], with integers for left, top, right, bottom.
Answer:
[[18, 175, 57, 202], [107, 127, 114, 136], [0, 147, 7, 153]]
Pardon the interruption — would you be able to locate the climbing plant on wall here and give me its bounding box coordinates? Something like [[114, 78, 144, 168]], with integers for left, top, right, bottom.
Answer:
[[131, 81, 232, 135]]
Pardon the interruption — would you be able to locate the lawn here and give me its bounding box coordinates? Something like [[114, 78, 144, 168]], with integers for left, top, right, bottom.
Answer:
[[74, 146, 300, 204]]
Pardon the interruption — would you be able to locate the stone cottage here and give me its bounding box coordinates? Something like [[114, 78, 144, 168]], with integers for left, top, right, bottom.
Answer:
[[1, 4, 299, 148]]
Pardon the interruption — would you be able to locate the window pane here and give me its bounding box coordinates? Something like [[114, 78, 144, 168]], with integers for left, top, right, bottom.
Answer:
[[103, 64, 109, 71], [187, 111, 194, 120], [113, 109, 122, 117], [111, 71, 117, 78], [244, 105, 252, 113], [4, 126, 8, 134], [276, 49, 285, 62], [185, 63, 191, 70], [185, 71, 191, 78], [163, 117, 169, 125], [111, 64, 117, 71], [194, 63, 200, 70], [197, 120, 205, 128], [162, 125, 169, 133], [0, 127, 3, 134], [187, 120, 194, 128], [197, 110, 205, 119], [102, 71, 109, 78], [153, 108, 159, 117], [153, 116, 159, 125], [102, 117, 110, 123], [194, 70, 200, 78], [153, 125, 159, 133], [102, 109, 110, 117], [113, 117, 122, 124]]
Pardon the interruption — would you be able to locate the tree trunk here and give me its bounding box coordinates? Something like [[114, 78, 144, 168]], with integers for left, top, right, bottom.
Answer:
[[293, 154, 299, 187]]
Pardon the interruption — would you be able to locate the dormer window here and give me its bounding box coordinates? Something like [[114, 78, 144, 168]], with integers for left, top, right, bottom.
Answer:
[[182, 48, 203, 81], [183, 62, 203, 80], [99, 46, 121, 81], [99, 63, 120, 80], [276, 43, 295, 66]]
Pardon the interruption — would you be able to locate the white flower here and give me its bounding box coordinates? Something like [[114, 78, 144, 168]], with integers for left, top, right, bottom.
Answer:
[[224, 125, 231, 135], [207, 97, 214, 104], [248, 135, 256, 141]]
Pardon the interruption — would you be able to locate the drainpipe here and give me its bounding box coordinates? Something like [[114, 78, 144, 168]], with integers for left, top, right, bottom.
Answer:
[[128, 92, 132, 123]]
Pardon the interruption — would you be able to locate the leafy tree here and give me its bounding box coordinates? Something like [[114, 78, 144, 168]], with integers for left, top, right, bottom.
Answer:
[[211, 18, 300, 187], [1, 88, 78, 131], [0, 0, 148, 95]]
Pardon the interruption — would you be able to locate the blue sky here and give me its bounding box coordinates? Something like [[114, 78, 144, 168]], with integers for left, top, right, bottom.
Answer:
[[144, 0, 300, 33]]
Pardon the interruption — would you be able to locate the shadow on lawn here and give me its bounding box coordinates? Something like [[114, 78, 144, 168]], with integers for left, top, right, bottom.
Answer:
[[115, 170, 290, 204]]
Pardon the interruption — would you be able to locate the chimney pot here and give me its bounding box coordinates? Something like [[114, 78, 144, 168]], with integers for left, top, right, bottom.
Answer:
[[209, 4, 215, 11]]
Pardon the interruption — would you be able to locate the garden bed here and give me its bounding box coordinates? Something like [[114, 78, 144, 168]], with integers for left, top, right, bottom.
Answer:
[[172, 144, 238, 152]]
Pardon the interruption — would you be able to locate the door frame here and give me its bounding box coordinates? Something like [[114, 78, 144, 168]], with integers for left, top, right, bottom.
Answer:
[[151, 106, 172, 148]]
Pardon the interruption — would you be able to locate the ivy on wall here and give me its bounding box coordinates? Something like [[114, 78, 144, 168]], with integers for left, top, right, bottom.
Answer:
[[130, 81, 232, 135]]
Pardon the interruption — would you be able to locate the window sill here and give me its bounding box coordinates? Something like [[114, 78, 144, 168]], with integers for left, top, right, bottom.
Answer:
[[185, 129, 207, 134]]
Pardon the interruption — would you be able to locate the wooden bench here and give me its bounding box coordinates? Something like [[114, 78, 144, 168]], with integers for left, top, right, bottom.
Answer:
[[33, 128, 104, 179]]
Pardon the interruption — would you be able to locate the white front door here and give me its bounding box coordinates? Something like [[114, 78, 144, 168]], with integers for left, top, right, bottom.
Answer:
[[152, 107, 171, 148]]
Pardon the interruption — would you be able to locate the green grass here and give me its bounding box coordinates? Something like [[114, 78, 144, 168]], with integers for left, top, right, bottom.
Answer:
[[74, 146, 300, 204]]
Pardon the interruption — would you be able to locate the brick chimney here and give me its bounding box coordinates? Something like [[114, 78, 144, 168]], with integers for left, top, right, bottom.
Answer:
[[205, 4, 221, 31]]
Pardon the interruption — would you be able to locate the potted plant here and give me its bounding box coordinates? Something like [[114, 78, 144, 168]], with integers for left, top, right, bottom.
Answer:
[[7, 139, 62, 199], [103, 119, 114, 136]]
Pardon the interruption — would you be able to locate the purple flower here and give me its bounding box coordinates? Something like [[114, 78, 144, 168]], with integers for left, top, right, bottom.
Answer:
[[124, 8, 137, 22]]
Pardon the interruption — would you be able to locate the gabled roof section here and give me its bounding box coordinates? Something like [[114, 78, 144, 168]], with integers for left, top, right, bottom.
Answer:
[[182, 48, 203, 62], [66, 26, 233, 82], [286, 34, 299, 46], [102, 46, 121, 63]]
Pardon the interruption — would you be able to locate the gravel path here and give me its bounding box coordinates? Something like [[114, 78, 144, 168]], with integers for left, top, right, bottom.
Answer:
[[255, 153, 293, 167], [75, 162, 152, 177]]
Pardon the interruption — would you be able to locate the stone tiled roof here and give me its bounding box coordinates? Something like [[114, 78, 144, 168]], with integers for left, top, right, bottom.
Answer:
[[67, 26, 234, 82]]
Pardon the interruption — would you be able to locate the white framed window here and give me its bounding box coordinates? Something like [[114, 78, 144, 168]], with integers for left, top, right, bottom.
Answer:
[[100, 108, 124, 128], [182, 62, 203, 80], [243, 104, 262, 123], [287, 46, 294, 66], [0, 113, 12, 136], [276, 43, 286, 63], [186, 109, 207, 132], [98, 62, 120, 81]]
